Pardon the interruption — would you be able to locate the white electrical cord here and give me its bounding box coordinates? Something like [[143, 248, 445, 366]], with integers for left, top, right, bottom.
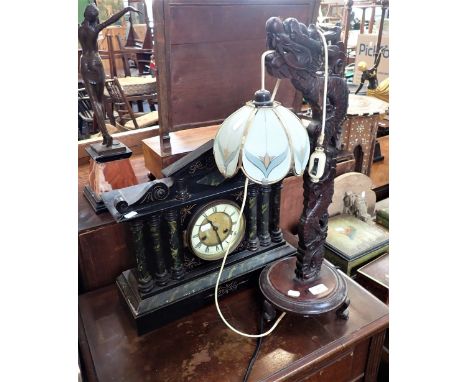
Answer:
[[316, 28, 328, 146], [307, 28, 329, 182], [261, 50, 275, 90], [214, 177, 287, 338], [271, 79, 281, 101], [261, 50, 281, 101]]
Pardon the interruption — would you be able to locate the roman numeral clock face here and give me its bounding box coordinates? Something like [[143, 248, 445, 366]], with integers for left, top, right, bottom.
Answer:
[[187, 200, 246, 261]]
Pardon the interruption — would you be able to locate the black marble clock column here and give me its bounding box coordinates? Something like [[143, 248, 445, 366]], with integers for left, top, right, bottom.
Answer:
[[129, 219, 154, 293], [270, 180, 283, 243], [148, 214, 170, 286], [247, 185, 259, 251], [165, 209, 185, 280], [258, 185, 271, 246]]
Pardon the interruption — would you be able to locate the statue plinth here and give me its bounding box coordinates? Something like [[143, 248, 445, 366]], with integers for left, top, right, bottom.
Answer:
[[88, 140, 128, 157], [84, 141, 138, 214]]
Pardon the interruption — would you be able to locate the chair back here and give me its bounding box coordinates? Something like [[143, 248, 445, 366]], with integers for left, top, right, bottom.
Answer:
[[78, 88, 93, 121], [105, 78, 139, 130]]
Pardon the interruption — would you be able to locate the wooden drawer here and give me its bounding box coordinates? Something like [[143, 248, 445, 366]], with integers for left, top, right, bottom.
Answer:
[[293, 339, 369, 382]]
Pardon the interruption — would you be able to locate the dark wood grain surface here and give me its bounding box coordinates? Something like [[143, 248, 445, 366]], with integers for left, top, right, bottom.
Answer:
[[79, 272, 388, 382], [153, 0, 318, 138]]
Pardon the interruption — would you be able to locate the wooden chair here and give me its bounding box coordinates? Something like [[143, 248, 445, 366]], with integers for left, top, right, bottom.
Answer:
[[318, 2, 345, 25], [105, 78, 159, 131], [342, 0, 389, 67], [116, 36, 138, 72], [78, 88, 96, 139]]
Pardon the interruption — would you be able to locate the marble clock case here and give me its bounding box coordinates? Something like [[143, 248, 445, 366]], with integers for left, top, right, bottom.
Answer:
[[102, 140, 296, 334]]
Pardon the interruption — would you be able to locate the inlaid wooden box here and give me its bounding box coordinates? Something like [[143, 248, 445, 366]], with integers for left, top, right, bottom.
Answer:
[[324, 214, 389, 276]]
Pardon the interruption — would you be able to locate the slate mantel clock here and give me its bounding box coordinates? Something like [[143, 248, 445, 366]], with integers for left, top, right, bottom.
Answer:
[[102, 140, 295, 334]]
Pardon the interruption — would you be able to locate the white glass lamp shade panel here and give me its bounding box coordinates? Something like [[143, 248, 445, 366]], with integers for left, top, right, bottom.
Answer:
[[214, 105, 255, 178], [273, 105, 310, 176], [241, 107, 292, 185]]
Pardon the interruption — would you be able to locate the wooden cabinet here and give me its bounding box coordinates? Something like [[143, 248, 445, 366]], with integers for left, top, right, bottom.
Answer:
[[79, 267, 388, 382]]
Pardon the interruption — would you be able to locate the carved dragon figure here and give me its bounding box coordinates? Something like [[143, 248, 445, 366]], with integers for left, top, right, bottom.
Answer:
[[265, 17, 349, 280]]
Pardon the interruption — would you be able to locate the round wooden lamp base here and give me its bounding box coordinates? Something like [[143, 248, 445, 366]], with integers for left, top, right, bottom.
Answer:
[[259, 256, 350, 318]]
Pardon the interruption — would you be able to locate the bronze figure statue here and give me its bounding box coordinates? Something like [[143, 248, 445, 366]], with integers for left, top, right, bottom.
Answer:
[[265, 17, 349, 281], [79, 3, 141, 148], [355, 48, 389, 102]]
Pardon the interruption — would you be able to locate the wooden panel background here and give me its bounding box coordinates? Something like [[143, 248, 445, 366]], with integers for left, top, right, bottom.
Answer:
[[153, 0, 320, 133]]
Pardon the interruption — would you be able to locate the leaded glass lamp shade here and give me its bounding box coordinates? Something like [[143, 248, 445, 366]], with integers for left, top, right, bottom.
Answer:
[[213, 89, 310, 185]]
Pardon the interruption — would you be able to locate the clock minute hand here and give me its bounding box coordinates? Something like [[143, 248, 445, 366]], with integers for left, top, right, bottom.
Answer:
[[207, 219, 223, 250]]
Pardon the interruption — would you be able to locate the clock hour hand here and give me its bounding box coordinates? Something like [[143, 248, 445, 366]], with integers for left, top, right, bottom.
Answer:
[[206, 219, 223, 250]]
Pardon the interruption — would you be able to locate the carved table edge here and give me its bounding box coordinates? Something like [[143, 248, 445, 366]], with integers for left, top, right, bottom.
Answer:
[[258, 314, 389, 382]]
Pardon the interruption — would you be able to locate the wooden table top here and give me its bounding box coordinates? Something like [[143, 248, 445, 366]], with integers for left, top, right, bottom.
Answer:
[[347, 94, 388, 116], [118, 76, 155, 86], [118, 76, 157, 96], [79, 273, 388, 381]]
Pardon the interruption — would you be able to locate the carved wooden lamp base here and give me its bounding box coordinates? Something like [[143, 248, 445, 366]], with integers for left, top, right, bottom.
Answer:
[[259, 256, 350, 319]]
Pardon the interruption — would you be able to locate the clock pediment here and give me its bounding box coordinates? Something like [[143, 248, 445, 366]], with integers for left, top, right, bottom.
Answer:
[[101, 139, 244, 222]]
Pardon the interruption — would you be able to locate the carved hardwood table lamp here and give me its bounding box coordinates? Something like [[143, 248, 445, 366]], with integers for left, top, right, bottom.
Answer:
[[213, 17, 350, 337], [259, 17, 350, 319]]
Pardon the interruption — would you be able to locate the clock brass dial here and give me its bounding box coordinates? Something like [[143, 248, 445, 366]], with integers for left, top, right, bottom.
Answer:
[[187, 200, 246, 261]]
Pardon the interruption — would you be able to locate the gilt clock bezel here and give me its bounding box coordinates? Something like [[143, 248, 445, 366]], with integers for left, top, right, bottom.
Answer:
[[186, 199, 246, 261]]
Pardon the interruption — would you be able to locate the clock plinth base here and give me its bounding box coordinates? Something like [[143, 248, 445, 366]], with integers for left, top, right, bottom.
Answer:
[[117, 241, 296, 335], [259, 256, 349, 317]]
